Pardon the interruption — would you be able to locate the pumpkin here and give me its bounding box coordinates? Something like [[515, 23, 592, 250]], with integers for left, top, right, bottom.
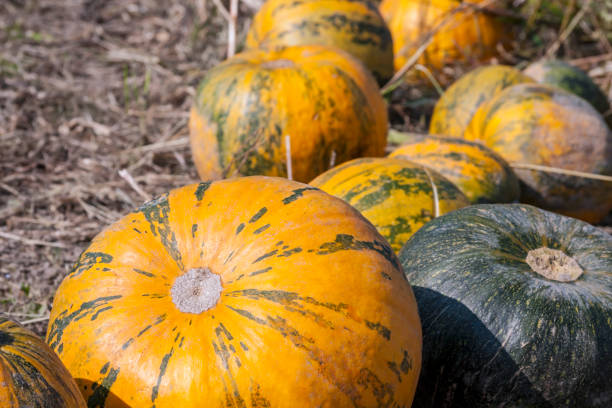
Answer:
[[464, 83, 612, 224], [189, 45, 387, 183], [246, 0, 394, 86], [310, 157, 469, 252], [429, 65, 534, 138], [46, 177, 422, 407], [398, 203, 612, 407], [388, 133, 520, 204], [523, 59, 611, 121], [379, 0, 506, 83], [0, 318, 86, 407]]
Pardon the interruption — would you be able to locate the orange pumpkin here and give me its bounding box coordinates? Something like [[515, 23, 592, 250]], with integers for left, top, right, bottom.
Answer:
[[189, 45, 388, 183], [389, 133, 520, 204], [379, 0, 506, 83], [247, 0, 394, 85], [47, 177, 422, 407], [464, 83, 612, 223], [430, 65, 534, 138], [0, 318, 86, 407], [311, 157, 469, 251]]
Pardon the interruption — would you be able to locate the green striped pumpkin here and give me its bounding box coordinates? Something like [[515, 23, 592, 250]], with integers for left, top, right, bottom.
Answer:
[[189, 45, 387, 183], [388, 133, 520, 204], [246, 0, 394, 86], [0, 318, 86, 407], [47, 177, 422, 407], [399, 204, 612, 407], [464, 83, 612, 224], [524, 59, 611, 121], [429, 65, 534, 138], [310, 157, 469, 252]]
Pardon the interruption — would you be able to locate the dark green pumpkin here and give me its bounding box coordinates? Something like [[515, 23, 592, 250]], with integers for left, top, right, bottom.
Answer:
[[399, 204, 612, 407]]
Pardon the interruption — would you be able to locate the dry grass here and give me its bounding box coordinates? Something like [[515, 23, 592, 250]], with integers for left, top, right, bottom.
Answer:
[[0, 0, 254, 335], [0, 0, 610, 337]]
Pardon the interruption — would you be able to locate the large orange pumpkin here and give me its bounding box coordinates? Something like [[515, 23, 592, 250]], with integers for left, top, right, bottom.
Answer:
[[429, 65, 534, 138], [189, 45, 388, 183], [310, 157, 469, 251], [379, 0, 506, 82], [464, 83, 612, 223], [0, 318, 86, 407], [47, 177, 422, 407], [246, 0, 394, 86]]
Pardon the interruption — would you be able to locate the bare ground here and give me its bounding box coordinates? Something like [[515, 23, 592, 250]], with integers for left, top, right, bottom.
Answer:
[[0, 0, 610, 337]]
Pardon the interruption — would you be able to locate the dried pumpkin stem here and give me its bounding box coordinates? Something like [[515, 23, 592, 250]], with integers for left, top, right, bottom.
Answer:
[[526, 247, 583, 282]]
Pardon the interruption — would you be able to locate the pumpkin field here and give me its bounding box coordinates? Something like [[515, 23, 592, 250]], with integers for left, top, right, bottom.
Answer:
[[0, 0, 611, 407]]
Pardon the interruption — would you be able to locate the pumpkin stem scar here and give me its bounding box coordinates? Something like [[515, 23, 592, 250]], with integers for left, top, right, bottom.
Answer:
[[525, 247, 583, 282], [171, 268, 222, 313], [260, 59, 294, 69]]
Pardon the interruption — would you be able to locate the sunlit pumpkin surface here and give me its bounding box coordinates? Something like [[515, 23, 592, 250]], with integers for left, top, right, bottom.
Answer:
[[389, 134, 520, 204], [189, 45, 387, 183], [311, 157, 469, 252], [464, 83, 612, 223], [47, 177, 422, 407], [0, 318, 86, 407], [247, 0, 394, 85], [430, 65, 534, 138], [379, 0, 505, 81]]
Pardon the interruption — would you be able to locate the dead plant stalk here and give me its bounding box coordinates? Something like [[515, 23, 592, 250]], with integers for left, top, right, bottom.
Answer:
[[546, 0, 593, 57], [211, 0, 239, 58]]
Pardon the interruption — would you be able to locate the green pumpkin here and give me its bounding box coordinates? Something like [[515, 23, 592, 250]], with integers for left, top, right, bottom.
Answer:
[[523, 59, 611, 120], [399, 204, 612, 407]]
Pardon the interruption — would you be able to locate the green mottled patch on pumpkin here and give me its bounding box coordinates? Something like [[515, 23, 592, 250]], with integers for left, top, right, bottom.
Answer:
[[282, 187, 318, 204], [317, 233, 399, 269], [236, 223, 245, 235], [70, 252, 113, 278], [133, 269, 155, 278], [194, 182, 211, 201], [87, 367, 120, 408], [47, 295, 123, 352], [253, 224, 271, 234], [353, 175, 431, 212], [525, 60, 610, 115], [138, 194, 183, 270], [249, 207, 268, 223], [151, 348, 174, 404]]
